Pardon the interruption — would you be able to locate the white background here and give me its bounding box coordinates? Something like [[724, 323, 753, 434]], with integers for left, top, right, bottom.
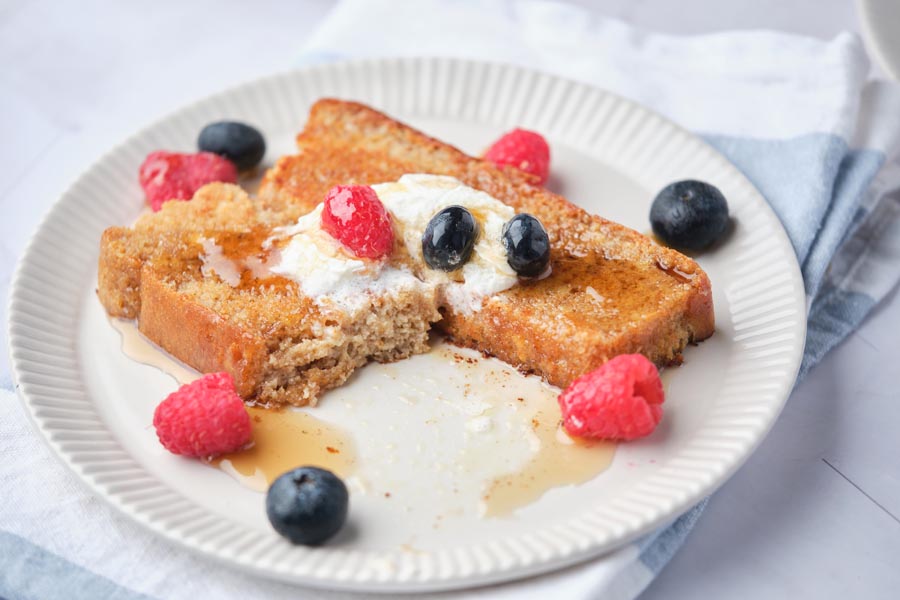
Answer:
[[1, 1, 897, 598]]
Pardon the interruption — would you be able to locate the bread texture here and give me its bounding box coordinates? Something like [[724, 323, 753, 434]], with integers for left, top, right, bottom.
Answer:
[[98, 99, 714, 404], [259, 99, 715, 387]]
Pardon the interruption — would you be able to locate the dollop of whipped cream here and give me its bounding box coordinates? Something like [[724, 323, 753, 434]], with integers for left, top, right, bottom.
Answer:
[[373, 174, 518, 312], [270, 204, 424, 314], [271, 174, 519, 314], [271, 204, 377, 296]]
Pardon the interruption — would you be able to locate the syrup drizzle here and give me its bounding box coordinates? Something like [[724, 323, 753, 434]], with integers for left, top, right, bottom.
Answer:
[[655, 258, 695, 284], [110, 318, 199, 385], [480, 396, 615, 518]]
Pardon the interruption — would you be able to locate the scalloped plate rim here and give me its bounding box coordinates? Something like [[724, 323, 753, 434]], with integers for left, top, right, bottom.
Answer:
[[7, 57, 806, 593]]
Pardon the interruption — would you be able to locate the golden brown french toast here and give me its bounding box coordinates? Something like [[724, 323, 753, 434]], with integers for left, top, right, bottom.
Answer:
[[259, 99, 714, 386], [98, 99, 714, 405]]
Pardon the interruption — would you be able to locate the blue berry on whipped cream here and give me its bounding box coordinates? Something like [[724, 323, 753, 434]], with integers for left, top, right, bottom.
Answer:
[[270, 174, 538, 315]]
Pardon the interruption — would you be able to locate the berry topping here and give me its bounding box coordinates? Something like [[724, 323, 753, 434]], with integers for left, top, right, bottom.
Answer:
[[266, 466, 349, 546], [650, 180, 730, 251], [321, 185, 394, 259], [557, 354, 664, 441], [152, 372, 252, 457], [502, 213, 551, 277], [422, 205, 478, 271], [198, 121, 266, 171], [139, 151, 237, 212], [484, 128, 551, 185]]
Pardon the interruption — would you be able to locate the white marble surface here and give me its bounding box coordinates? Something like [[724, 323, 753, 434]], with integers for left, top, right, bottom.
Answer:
[[1, 1, 898, 598]]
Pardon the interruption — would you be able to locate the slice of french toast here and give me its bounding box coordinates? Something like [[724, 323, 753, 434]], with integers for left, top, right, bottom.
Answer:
[[98, 183, 440, 405], [258, 99, 714, 387]]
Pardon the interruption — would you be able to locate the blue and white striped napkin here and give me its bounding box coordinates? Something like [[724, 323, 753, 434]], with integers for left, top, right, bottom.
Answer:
[[3, 1, 900, 599]]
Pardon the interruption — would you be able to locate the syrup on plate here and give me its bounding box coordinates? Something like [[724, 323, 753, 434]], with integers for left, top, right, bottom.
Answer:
[[110, 318, 199, 385], [481, 401, 615, 518], [211, 407, 357, 492], [112, 317, 619, 517]]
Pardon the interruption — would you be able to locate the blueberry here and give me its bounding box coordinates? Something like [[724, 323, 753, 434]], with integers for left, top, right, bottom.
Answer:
[[265, 466, 348, 546], [502, 213, 550, 277], [650, 180, 729, 251], [198, 121, 266, 171], [422, 206, 478, 271]]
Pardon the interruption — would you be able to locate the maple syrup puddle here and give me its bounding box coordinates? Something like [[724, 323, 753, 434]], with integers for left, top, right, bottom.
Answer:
[[110, 318, 199, 385], [111, 317, 620, 516], [480, 400, 616, 518], [210, 407, 357, 492]]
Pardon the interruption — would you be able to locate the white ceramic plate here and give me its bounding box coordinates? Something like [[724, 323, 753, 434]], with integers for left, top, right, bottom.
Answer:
[[8, 58, 805, 593]]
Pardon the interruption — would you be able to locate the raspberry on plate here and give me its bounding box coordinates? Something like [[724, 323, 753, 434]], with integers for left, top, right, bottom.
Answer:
[[557, 354, 664, 441], [321, 184, 394, 259], [138, 151, 238, 212], [484, 128, 551, 185], [152, 372, 252, 458]]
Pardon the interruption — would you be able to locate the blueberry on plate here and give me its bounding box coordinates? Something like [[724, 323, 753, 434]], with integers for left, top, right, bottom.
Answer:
[[502, 213, 550, 277], [198, 121, 266, 171], [649, 180, 729, 251], [266, 466, 348, 546], [422, 205, 478, 271]]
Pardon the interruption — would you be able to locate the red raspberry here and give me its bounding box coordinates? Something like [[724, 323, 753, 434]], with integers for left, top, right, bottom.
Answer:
[[321, 185, 394, 259], [138, 151, 238, 212], [152, 372, 252, 457], [484, 128, 551, 185], [558, 354, 664, 441]]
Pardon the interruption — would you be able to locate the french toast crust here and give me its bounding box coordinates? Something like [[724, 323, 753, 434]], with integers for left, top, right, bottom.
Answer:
[[138, 266, 269, 398], [98, 227, 143, 319]]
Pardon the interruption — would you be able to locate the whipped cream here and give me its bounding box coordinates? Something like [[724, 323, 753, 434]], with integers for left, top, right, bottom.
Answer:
[[270, 204, 424, 313], [373, 174, 518, 312], [270, 174, 519, 314], [272, 205, 378, 296]]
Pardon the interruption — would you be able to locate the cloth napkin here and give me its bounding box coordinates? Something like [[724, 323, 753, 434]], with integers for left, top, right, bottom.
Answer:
[[4, 1, 900, 599]]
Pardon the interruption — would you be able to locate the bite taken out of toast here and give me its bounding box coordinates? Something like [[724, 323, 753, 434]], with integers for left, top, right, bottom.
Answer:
[[259, 99, 714, 387]]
